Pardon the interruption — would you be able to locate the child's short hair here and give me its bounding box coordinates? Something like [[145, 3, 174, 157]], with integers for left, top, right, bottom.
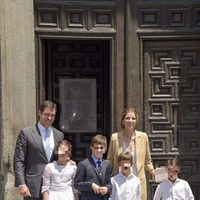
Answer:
[[118, 151, 133, 164], [90, 134, 107, 148], [165, 157, 181, 169], [54, 140, 72, 158]]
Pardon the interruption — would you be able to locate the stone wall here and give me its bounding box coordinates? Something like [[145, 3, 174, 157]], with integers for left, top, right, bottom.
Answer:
[[0, 0, 36, 199]]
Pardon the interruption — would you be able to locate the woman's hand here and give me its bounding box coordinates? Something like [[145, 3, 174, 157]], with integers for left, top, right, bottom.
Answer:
[[149, 169, 155, 181]]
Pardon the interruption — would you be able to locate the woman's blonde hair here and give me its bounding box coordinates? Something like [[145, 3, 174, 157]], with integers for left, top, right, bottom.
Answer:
[[120, 108, 138, 128]]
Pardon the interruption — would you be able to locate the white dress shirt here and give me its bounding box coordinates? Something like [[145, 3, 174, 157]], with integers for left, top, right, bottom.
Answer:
[[109, 172, 141, 200], [38, 122, 55, 158], [153, 178, 194, 200]]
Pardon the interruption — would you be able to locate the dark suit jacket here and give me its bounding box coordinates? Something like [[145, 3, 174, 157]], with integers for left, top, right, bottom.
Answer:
[[13, 124, 64, 198], [74, 156, 112, 200]]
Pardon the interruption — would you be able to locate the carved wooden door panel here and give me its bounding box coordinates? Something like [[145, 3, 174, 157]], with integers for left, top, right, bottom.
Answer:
[[144, 40, 200, 199], [45, 39, 110, 161]]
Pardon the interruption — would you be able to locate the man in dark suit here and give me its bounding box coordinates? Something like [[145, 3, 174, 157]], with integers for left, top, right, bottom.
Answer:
[[74, 134, 112, 200], [13, 100, 64, 200]]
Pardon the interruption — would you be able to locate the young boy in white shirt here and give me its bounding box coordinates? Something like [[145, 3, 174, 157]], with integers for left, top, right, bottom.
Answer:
[[109, 151, 141, 200], [153, 157, 194, 200]]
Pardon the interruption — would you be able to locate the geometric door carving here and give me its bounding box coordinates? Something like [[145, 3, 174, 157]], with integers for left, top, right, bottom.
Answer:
[[144, 40, 200, 199]]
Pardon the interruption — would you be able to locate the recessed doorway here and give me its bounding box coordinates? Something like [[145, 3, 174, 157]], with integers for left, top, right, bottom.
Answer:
[[43, 39, 111, 161]]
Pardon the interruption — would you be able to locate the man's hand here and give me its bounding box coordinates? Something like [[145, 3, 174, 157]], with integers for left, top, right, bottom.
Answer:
[[69, 159, 76, 165], [92, 183, 100, 194], [19, 185, 31, 197]]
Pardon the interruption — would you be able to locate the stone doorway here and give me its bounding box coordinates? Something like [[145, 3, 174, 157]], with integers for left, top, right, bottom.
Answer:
[[43, 39, 111, 161]]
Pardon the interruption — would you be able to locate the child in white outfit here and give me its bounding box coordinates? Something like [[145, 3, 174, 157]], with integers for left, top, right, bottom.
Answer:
[[42, 140, 79, 200], [109, 151, 141, 200], [153, 158, 194, 200]]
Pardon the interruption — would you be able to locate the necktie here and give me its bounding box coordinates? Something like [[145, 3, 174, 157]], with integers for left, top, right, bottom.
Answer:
[[45, 129, 51, 161], [97, 160, 102, 176]]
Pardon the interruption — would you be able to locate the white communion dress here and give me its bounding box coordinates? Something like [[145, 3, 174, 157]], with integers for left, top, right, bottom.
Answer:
[[42, 161, 77, 200]]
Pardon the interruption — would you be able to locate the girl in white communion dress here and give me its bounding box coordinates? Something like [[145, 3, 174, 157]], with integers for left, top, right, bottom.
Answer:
[[42, 140, 79, 200]]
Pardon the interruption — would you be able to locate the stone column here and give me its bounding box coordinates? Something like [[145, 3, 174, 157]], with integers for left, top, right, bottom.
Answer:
[[0, 0, 36, 199]]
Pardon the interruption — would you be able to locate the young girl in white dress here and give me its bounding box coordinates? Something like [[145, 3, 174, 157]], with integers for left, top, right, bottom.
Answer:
[[42, 140, 79, 200]]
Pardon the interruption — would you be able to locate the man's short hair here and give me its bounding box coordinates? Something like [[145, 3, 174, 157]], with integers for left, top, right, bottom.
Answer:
[[39, 100, 57, 113]]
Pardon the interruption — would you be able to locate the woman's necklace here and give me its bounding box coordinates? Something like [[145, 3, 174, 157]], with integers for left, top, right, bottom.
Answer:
[[124, 131, 135, 143], [123, 131, 136, 151]]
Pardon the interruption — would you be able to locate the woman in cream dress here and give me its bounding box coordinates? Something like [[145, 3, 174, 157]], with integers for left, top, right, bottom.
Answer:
[[107, 108, 155, 200]]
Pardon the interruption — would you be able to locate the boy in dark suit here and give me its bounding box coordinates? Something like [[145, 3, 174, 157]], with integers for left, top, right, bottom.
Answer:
[[74, 134, 112, 200]]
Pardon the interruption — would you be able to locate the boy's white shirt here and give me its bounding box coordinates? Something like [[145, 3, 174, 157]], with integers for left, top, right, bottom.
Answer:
[[153, 178, 194, 200], [109, 172, 141, 200]]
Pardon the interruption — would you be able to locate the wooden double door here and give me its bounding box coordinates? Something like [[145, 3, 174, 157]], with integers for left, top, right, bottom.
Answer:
[[143, 40, 200, 198]]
